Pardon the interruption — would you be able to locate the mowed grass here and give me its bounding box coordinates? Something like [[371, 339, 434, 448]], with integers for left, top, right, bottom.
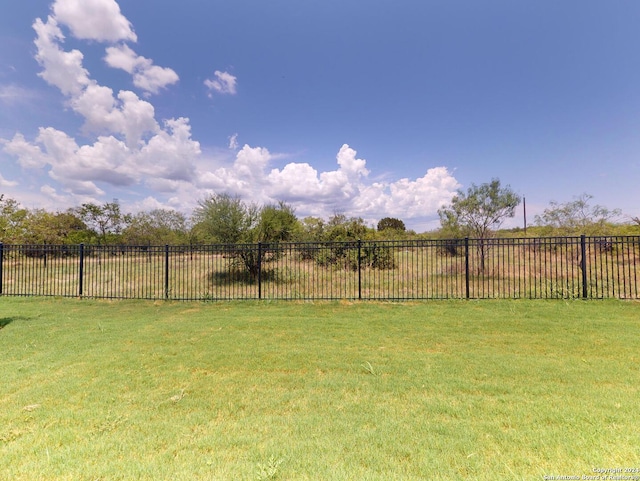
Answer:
[[0, 298, 639, 480]]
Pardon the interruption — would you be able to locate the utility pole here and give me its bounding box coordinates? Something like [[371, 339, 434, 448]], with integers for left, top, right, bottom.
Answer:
[[523, 196, 527, 235]]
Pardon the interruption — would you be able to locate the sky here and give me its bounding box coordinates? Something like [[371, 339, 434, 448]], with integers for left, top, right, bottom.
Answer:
[[1, 0, 639, 232]]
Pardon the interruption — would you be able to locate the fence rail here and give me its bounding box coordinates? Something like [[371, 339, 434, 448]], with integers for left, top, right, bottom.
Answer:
[[0, 236, 638, 300]]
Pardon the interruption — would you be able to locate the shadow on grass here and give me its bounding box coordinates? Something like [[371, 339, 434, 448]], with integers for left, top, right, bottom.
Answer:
[[0, 317, 30, 330], [0, 317, 14, 330], [208, 268, 281, 286]]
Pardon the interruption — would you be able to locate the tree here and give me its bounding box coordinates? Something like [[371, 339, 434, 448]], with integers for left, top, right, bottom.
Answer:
[[123, 209, 188, 246], [75, 201, 130, 245], [301, 213, 395, 270], [300, 216, 326, 242], [255, 201, 300, 243], [0, 195, 29, 243], [377, 217, 406, 233], [438, 179, 521, 272], [192, 194, 299, 279], [324, 213, 372, 241], [534, 194, 621, 235], [22, 209, 89, 245], [192, 193, 258, 244]]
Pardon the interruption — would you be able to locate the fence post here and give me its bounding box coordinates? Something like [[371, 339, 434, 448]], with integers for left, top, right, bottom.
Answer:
[[257, 242, 263, 300], [464, 237, 470, 299], [0, 242, 4, 295], [580, 235, 588, 299], [164, 244, 170, 299], [357, 239, 362, 300], [78, 243, 84, 296]]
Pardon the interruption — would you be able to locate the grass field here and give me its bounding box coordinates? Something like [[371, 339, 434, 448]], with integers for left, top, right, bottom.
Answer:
[[1, 298, 639, 480]]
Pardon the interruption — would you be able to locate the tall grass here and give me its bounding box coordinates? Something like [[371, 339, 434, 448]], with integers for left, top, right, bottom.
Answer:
[[1, 298, 639, 480]]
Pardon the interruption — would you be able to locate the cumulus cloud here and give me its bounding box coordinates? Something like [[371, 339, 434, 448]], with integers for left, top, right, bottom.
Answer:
[[196, 144, 271, 199], [52, 0, 137, 42], [1, 133, 49, 169], [104, 44, 179, 94], [267, 145, 369, 204], [33, 16, 91, 96], [204, 71, 237, 96], [137, 118, 201, 182], [263, 144, 459, 220]]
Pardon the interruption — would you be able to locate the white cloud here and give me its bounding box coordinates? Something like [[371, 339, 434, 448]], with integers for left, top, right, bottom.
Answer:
[[195, 145, 271, 198], [104, 44, 179, 94], [204, 71, 237, 96], [266, 144, 370, 204], [52, 0, 137, 42], [33, 16, 91, 97], [1, 133, 49, 169], [361, 167, 461, 218], [228, 133, 239, 150], [132, 64, 179, 95], [3, 116, 201, 196], [103, 43, 139, 72], [137, 118, 201, 182], [336, 144, 369, 178], [0, 173, 18, 188], [70, 86, 159, 147]]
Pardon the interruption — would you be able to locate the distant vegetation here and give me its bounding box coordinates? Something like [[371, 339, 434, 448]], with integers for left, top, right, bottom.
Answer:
[[0, 183, 637, 247]]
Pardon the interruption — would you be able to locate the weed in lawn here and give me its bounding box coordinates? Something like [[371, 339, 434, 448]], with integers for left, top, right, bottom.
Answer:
[[169, 389, 186, 402], [361, 361, 380, 376], [256, 455, 284, 480], [94, 413, 127, 434]]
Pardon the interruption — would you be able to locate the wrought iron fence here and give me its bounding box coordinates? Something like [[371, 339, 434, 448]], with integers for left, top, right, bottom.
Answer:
[[0, 236, 638, 300]]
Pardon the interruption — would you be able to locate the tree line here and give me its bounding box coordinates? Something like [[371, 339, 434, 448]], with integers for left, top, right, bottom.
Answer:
[[0, 193, 411, 247], [0, 180, 636, 247]]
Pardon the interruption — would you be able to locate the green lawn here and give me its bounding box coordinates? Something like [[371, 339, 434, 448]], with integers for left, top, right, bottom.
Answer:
[[1, 298, 639, 480]]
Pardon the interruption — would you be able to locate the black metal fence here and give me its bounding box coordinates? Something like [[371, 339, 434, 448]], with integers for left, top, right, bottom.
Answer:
[[0, 236, 638, 300]]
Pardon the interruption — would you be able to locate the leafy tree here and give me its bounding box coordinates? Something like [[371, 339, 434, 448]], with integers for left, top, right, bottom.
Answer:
[[324, 213, 372, 241], [377, 217, 406, 233], [300, 216, 326, 242], [438, 179, 521, 272], [192, 194, 298, 279], [304, 213, 394, 270], [0, 195, 29, 243], [192, 193, 258, 244], [255, 201, 301, 243], [123, 209, 188, 246], [75, 201, 130, 245], [534, 194, 621, 235], [239, 201, 301, 278], [22, 209, 90, 245]]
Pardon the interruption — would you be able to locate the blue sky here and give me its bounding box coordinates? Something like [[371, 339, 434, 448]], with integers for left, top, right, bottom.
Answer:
[[1, 0, 639, 232]]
